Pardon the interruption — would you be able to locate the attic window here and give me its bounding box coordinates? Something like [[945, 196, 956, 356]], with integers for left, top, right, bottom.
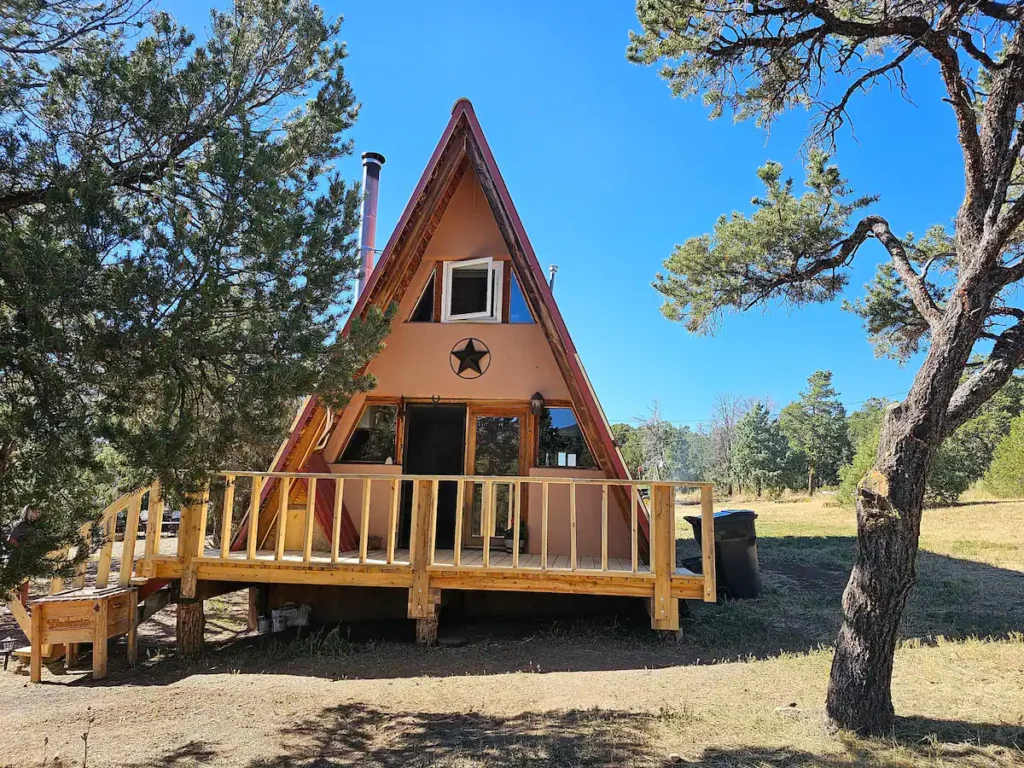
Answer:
[[442, 258, 503, 322], [409, 273, 435, 322]]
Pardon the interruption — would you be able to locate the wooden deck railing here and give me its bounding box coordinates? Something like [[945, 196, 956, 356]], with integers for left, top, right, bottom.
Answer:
[[181, 471, 716, 602]]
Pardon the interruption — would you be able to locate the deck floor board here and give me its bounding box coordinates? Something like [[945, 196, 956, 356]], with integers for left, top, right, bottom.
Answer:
[[203, 546, 650, 573]]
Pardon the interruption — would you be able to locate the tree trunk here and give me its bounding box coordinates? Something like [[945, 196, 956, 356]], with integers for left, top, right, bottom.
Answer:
[[176, 601, 205, 657], [807, 466, 815, 497]]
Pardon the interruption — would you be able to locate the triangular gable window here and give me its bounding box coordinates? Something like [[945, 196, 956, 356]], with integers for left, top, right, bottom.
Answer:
[[508, 269, 534, 324], [409, 273, 435, 322]]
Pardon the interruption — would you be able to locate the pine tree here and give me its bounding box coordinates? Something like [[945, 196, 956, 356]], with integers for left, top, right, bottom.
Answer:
[[780, 372, 851, 495], [731, 401, 789, 497], [0, 1, 390, 594], [984, 415, 1024, 498]]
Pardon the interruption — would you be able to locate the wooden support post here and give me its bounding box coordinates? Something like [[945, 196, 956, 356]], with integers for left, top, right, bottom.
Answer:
[[428, 479, 439, 566], [387, 478, 398, 564], [408, 479, 439, 644], [220, 475, 236, 560], [29, 603, 42, 683], [176, 492, 208, 657], [66, 643, 79, 668], [93, 598, 109, 679], [700, 485, 717, 603], [119, 492, 142, 586], [247, 475, 262, 561], [127, 588, 138, 667], [650, 484, 679, 633]]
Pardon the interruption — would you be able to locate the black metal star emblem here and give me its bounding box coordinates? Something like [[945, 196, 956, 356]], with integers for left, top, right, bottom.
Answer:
[[450, 338, 490, 378]]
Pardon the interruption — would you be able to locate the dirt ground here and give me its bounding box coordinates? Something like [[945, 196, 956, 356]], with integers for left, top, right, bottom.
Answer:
[[1, 497, 1022, 767]]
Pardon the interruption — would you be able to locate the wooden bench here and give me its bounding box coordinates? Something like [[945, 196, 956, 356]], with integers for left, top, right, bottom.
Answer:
[[29, 586, 137, 682]]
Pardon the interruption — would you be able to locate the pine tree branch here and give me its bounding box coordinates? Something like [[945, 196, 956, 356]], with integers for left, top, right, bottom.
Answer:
[[946, 317, 1024, 432]]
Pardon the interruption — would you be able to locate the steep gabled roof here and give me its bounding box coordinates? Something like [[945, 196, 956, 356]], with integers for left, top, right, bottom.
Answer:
[[347, 98, 631, 487]]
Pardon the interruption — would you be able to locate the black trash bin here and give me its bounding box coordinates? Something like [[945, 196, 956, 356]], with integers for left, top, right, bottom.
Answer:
[[683, 509, 762, 599]]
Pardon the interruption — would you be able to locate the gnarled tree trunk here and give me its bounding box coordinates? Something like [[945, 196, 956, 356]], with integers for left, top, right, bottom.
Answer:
[[826, 265, 991, 734]]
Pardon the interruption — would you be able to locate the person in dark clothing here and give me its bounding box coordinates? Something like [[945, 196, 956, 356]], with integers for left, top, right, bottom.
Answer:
[[6, 506, 40, 605]]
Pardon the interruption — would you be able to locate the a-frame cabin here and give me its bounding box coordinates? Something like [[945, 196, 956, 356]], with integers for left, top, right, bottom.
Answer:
[[15, 102, 715, 665]]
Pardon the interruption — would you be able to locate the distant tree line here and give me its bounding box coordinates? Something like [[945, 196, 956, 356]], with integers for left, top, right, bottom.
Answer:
[[613, 370, 1024, 503]]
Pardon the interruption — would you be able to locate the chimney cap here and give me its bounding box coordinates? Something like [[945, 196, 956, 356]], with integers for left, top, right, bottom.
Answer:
[[361, 151, 386, 167]]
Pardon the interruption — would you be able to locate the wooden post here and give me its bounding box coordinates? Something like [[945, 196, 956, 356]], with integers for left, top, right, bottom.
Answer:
[[176, 490, 208, 657], [408, 479, 439, 645], [481, 480, 492, 568], [700, 484, 717, 603], [220, 476, 236, 560], [247, 475, 262, 560], [93, 597, 109, 679], [29, 602, 42, 683], [119, 492, 142, 586], [127, 588, 138, 667], [650, 484, 679, 633], [96, 513, 115, 588], [428, 479, 439, 566]]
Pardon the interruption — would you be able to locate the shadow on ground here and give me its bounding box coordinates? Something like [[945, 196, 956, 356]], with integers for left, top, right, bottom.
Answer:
[[17, 534, 1022, 689], [123, 704, 1024, 768]]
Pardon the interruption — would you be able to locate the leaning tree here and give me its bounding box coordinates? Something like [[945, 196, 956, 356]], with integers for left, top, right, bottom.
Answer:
[[629, 1, 1024, 735]]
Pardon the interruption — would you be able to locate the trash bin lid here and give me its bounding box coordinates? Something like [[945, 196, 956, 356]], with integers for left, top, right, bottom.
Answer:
[[714, 509, 757, 520]]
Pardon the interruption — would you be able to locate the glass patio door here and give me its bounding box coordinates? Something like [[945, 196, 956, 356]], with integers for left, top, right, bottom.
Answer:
[[465, 406, 528, 547]]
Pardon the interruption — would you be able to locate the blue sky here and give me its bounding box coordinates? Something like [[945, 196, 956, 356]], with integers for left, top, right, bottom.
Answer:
[[177, 2, 966, 427]]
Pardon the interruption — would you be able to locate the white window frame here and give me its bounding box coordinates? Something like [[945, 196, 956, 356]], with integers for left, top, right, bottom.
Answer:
[[441, 257, 504, 323]]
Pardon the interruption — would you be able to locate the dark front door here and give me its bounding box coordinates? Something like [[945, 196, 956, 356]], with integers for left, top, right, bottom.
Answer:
[[400, 404, 467, 549]]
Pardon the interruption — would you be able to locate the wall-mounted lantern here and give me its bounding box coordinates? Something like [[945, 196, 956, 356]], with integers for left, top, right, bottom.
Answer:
[[530, 392, 545, 417]]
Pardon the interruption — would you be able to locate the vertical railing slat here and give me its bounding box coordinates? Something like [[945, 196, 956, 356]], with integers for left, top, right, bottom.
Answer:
[[332, 477, 344, 563], [145, 481, 164, 560], [511, 481, 522, 569], [96, 511, 116, 588], [275, 478, 289, 561], [387, 478, 398, 564], [303, 477, 317, 563], [482, 480, 492, 568], [541, 481, 549, 570], [428, 479, 439, 566], [247, 475, 262, 560], [359, 479, 371, 563], [631, 484, 639, 573], [569, 482, 577, 571], [196, 487, 210, 559], [453, 479, 464, 566], [220, 475, 236, 560], [119, 492, 142, 585], [601, 483, 608, 572]]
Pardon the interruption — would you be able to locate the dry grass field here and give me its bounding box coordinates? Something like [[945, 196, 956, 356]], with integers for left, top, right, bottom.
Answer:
[[0, 496, 1021, 767]]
